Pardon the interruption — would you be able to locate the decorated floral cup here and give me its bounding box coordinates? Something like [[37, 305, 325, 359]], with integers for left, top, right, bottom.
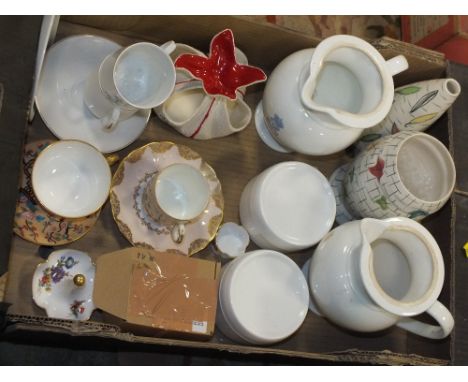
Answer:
[[32, 140, 111, 219], [142, 163, 211, 243], [332, 131, 456, 223]]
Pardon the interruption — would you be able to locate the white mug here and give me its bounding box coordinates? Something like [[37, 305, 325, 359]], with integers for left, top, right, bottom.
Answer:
[[142, 163, 210, 243], [84, 41, 176, 131], [239, 161, 336, 252]]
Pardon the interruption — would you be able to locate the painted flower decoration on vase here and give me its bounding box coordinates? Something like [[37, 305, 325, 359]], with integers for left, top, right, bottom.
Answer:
[[174, 29, 267, 100]]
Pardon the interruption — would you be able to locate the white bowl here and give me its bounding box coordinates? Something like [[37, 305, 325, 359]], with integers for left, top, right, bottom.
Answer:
[[240, 161, 336, 252], [215, 222, 250, 259], [32, 140, 111, 218], [217, 249, 309, 345]]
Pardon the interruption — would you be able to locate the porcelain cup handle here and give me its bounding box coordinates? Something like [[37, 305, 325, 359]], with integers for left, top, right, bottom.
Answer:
[[102, 107, 121, 132], [396, 300, 454, 339], [171, 222, 185, 244], [160, 40, 176, 55], [385, 55, 409, 77]]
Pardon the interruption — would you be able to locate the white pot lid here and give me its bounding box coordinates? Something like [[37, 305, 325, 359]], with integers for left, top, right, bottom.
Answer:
[[259, 161, 336, 247], [226, 250, 309, 341]]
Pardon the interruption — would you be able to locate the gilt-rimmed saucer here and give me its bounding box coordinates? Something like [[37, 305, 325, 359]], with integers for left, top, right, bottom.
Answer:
[[110, 141, 224, 256], [13, 140, 100, 246], [35, 35, 151, 153]]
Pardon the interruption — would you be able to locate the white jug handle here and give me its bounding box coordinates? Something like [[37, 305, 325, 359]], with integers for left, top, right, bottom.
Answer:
[[396, 300, 454, 339], [102, 107, 121, 132], [160, 40, 176, 55], [385, 55, 409, 77]]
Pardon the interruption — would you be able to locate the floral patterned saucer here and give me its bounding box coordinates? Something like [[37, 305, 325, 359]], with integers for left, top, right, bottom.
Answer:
[[32, 249, 96, 320], [110, 141, 224, 256], [13, 140, 100, 246]]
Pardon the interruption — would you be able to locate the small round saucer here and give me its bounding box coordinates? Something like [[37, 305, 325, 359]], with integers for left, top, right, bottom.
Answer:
[[32, 249, 95, 320], [329, 163, 357, 225], [13, 140, 100, 246], [36, 35, 151, 153], [110, 141, 224, 256], [254, 101, 292, 153]]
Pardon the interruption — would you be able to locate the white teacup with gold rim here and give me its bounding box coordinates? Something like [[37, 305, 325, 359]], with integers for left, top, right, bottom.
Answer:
[[32, 140, 111, 219], [142, 163, 211, 244]]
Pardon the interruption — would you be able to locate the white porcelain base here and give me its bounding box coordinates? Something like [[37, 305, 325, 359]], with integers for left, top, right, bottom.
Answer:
[[329, 164, 357, 225], [254, 101, 292, 153], [301, 259, 322, 316]]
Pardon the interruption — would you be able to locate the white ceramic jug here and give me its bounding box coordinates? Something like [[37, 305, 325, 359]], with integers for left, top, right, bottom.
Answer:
[[308, 217, 454, 339], [255, 35, 409, 155]]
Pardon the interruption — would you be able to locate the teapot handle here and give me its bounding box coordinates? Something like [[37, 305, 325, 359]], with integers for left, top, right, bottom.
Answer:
[[396, 300, 454, 339]]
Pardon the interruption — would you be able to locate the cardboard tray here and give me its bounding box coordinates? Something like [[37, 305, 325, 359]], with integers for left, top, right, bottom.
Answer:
[[1, 16, 467, 365]]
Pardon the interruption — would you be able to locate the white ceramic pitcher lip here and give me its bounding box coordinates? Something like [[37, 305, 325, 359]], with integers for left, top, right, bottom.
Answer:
[[300, 35, 405, 129], [112, 41, 176, 109], [359, 217, 445, 317], [394, 132, 456, 205]]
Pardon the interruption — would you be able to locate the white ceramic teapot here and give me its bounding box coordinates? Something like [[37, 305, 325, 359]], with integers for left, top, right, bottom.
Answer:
[[307, 217, 454, 339], [255, 35, 409, 155]]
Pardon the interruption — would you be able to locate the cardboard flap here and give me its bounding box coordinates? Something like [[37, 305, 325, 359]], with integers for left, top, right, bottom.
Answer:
[[94, 247, 220, 336], [94, 248, 136, 319]]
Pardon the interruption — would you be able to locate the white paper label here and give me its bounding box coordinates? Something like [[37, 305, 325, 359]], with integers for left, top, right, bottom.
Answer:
[[192, 320, 208, 334]]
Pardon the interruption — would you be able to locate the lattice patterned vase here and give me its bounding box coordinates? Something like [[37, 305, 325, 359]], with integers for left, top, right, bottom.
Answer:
[[357, 78, 461, 149], [331, 131, 456, 224]]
